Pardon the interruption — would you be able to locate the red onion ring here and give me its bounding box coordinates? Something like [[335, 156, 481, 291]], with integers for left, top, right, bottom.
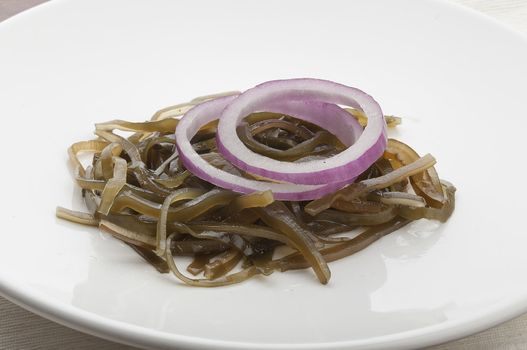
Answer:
[[217, 78, 387, 185], [175, 95, 360, 201]]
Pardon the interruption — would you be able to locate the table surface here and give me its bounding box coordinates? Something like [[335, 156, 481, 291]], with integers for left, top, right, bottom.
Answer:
[[1, 1, 526, 349]]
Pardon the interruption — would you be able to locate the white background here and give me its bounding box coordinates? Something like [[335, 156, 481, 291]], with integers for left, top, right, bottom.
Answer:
[[0, 1, 526, 349]]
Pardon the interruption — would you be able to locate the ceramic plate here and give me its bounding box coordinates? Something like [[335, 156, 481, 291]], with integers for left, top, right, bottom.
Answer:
[[1, 0, 527, 349]]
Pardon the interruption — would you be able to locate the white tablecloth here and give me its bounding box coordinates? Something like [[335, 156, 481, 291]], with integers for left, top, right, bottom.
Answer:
[[1, 1, 526, 349]]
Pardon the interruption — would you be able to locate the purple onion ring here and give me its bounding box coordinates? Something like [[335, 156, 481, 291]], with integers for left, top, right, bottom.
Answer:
[[175, 95, 361, 200], [217, 78, 387, 185]]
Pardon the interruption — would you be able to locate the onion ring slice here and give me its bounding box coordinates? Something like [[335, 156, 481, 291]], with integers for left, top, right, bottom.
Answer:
[[217, 78, 387, 185], [175, 95, 360, 201]]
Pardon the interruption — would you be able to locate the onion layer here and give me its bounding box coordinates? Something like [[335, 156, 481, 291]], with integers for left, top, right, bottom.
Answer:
[[216, 78, 387, 185], [175, 95, 361, 200]]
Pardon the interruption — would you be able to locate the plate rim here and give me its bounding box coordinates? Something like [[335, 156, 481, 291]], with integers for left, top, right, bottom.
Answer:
[[2, 274, 527, 350], [1, 0, 527, 349]]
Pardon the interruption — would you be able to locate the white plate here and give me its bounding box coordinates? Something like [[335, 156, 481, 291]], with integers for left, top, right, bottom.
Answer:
[[1, 0, 527, 349]]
